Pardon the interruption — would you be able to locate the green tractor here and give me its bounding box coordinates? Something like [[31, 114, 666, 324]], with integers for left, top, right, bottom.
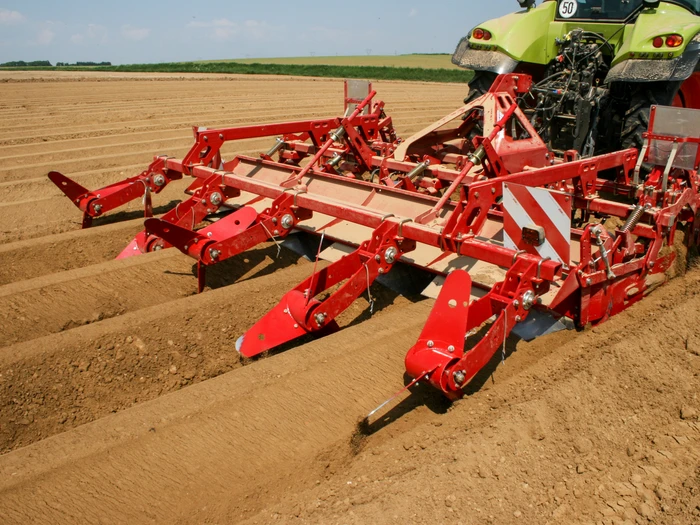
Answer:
[[453, 0, 700, 156]]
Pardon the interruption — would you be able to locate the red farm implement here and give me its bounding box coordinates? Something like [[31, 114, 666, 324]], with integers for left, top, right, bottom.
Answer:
[[50, 75, 700, 400]]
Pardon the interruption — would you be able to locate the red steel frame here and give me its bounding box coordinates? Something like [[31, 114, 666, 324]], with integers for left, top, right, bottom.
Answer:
[[48, 76, 700, 399]]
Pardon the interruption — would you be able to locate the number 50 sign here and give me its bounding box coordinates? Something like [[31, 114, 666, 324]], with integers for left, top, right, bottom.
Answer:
[[559, 0, 578, 18]]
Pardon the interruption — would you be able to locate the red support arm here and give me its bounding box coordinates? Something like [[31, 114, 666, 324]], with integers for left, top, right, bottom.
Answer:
[[237, 221, 415, 357], [49, 157, 180, 228]]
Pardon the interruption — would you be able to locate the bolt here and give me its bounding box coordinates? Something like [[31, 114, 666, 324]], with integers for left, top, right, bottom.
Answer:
[[474, 192, 480, 198], [154, 245, 162, 251], [427, 340, 434, 348], [219, 133, 224, 140], [209, 248, 221, 260], [153, 174, 166, 187], [378, 268, 384, 274], [384, 247, 398, 264], [521, 290, 536, 311], [209, 192, 223, 206], [207, 232, 213, 237], [513, 300, 520, 308], [375, 255, 381, 262], [453, 370, 466, 385], [272, 218, 278, 225], [280, 214, 294, 229], [586, 278, 592, 286], [273, 229, 280, 236], [314, 313, 327, 326], [515, 315, 522, 323], [93, 204, 103, 214], [294, 324, 299, 329], [491, 187, 496, 194], [448, 345, 455, 353]]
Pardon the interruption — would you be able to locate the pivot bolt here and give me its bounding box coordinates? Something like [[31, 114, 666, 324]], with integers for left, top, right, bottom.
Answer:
[[280, 214, 294, 230], [314, 313, 327, 326], [384, 247, 398, 264], [209, 192, 223, 206], [93, 204, 103, 214], [515, 315, 522, 323], [153, 174, 166, 187], [453, 370, 466, 385], [521, 290, 536, 311], [209, 248, 221, 260]]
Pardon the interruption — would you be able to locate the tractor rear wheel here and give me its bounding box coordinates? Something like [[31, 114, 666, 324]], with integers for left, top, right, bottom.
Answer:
[[621, 73, 700, 150], [463, 71, 497, 105]]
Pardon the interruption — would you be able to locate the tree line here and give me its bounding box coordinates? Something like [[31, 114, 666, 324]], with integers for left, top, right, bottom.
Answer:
[[0, 61, 112, 67]]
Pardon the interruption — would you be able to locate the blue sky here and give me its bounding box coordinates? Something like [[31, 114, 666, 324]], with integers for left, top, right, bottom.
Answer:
[[0, 0, 524, 64]]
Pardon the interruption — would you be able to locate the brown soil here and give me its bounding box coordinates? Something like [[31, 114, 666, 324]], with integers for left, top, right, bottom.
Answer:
[[0, 71, 697, 525]]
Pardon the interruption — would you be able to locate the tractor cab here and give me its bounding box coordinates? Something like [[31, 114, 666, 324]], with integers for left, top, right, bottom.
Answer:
[[553, 0, 700, 19], [554, 0, 642, 21]]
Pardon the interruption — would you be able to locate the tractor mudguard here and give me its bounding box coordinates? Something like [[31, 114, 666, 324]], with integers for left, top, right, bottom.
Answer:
[[607, 3, 700, 82], [451, 39, 519, 74], [452, 1, 557, 72], [607, 33, 700, 83]]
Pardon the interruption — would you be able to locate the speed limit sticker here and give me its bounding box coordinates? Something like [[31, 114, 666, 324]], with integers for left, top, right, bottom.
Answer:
[[559, 0, 578, 18]]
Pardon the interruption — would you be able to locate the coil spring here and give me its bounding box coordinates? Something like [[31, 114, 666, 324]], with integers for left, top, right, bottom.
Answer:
[[620, 204, 646, 233]]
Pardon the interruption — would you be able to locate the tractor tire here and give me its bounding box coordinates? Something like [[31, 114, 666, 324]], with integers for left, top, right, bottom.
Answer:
[[463, 71, 497, 105], [620, 82, 682, 150], [463, 72, 497, 138]]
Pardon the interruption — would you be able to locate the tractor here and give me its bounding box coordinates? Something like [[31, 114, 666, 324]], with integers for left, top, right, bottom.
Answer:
[[453, 0, 700, 157]]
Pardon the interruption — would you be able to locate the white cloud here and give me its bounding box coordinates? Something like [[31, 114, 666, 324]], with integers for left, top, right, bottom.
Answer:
[[187, 18, 236, 28], [36, 28, 55, 45], [71, 24, 108, 45], [121, 25, 150, 41], [0, 8, 24, 25], [409, 8, 418, 17], [186, 18, 275, 42]]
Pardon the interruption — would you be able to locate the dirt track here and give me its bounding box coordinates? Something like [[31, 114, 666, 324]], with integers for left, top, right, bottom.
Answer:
[[0, 71, 698, 525]]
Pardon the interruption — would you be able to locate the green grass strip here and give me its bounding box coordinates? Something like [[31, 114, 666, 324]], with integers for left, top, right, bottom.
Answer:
[[0, 62, 474, 83]]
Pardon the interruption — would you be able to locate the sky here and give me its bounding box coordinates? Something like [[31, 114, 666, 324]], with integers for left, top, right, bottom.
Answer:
[[0, 0, 525, 64]]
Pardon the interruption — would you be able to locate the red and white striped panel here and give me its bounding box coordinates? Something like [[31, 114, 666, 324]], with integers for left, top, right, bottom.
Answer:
[[502, 182, 572, 266]]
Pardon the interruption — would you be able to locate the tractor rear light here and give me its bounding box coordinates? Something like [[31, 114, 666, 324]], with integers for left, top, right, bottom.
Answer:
[[483, 30, 492, 41], [653, 36, 664, 48], [473, 28, 485, 40], [666, 34, 683, 47]]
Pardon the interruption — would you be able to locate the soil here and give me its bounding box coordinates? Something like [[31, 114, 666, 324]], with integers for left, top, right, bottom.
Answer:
[[0, 70, 698, 525]]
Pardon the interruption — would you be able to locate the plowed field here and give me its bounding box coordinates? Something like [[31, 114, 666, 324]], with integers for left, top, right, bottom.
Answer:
[[0, 71, 698, 525]]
